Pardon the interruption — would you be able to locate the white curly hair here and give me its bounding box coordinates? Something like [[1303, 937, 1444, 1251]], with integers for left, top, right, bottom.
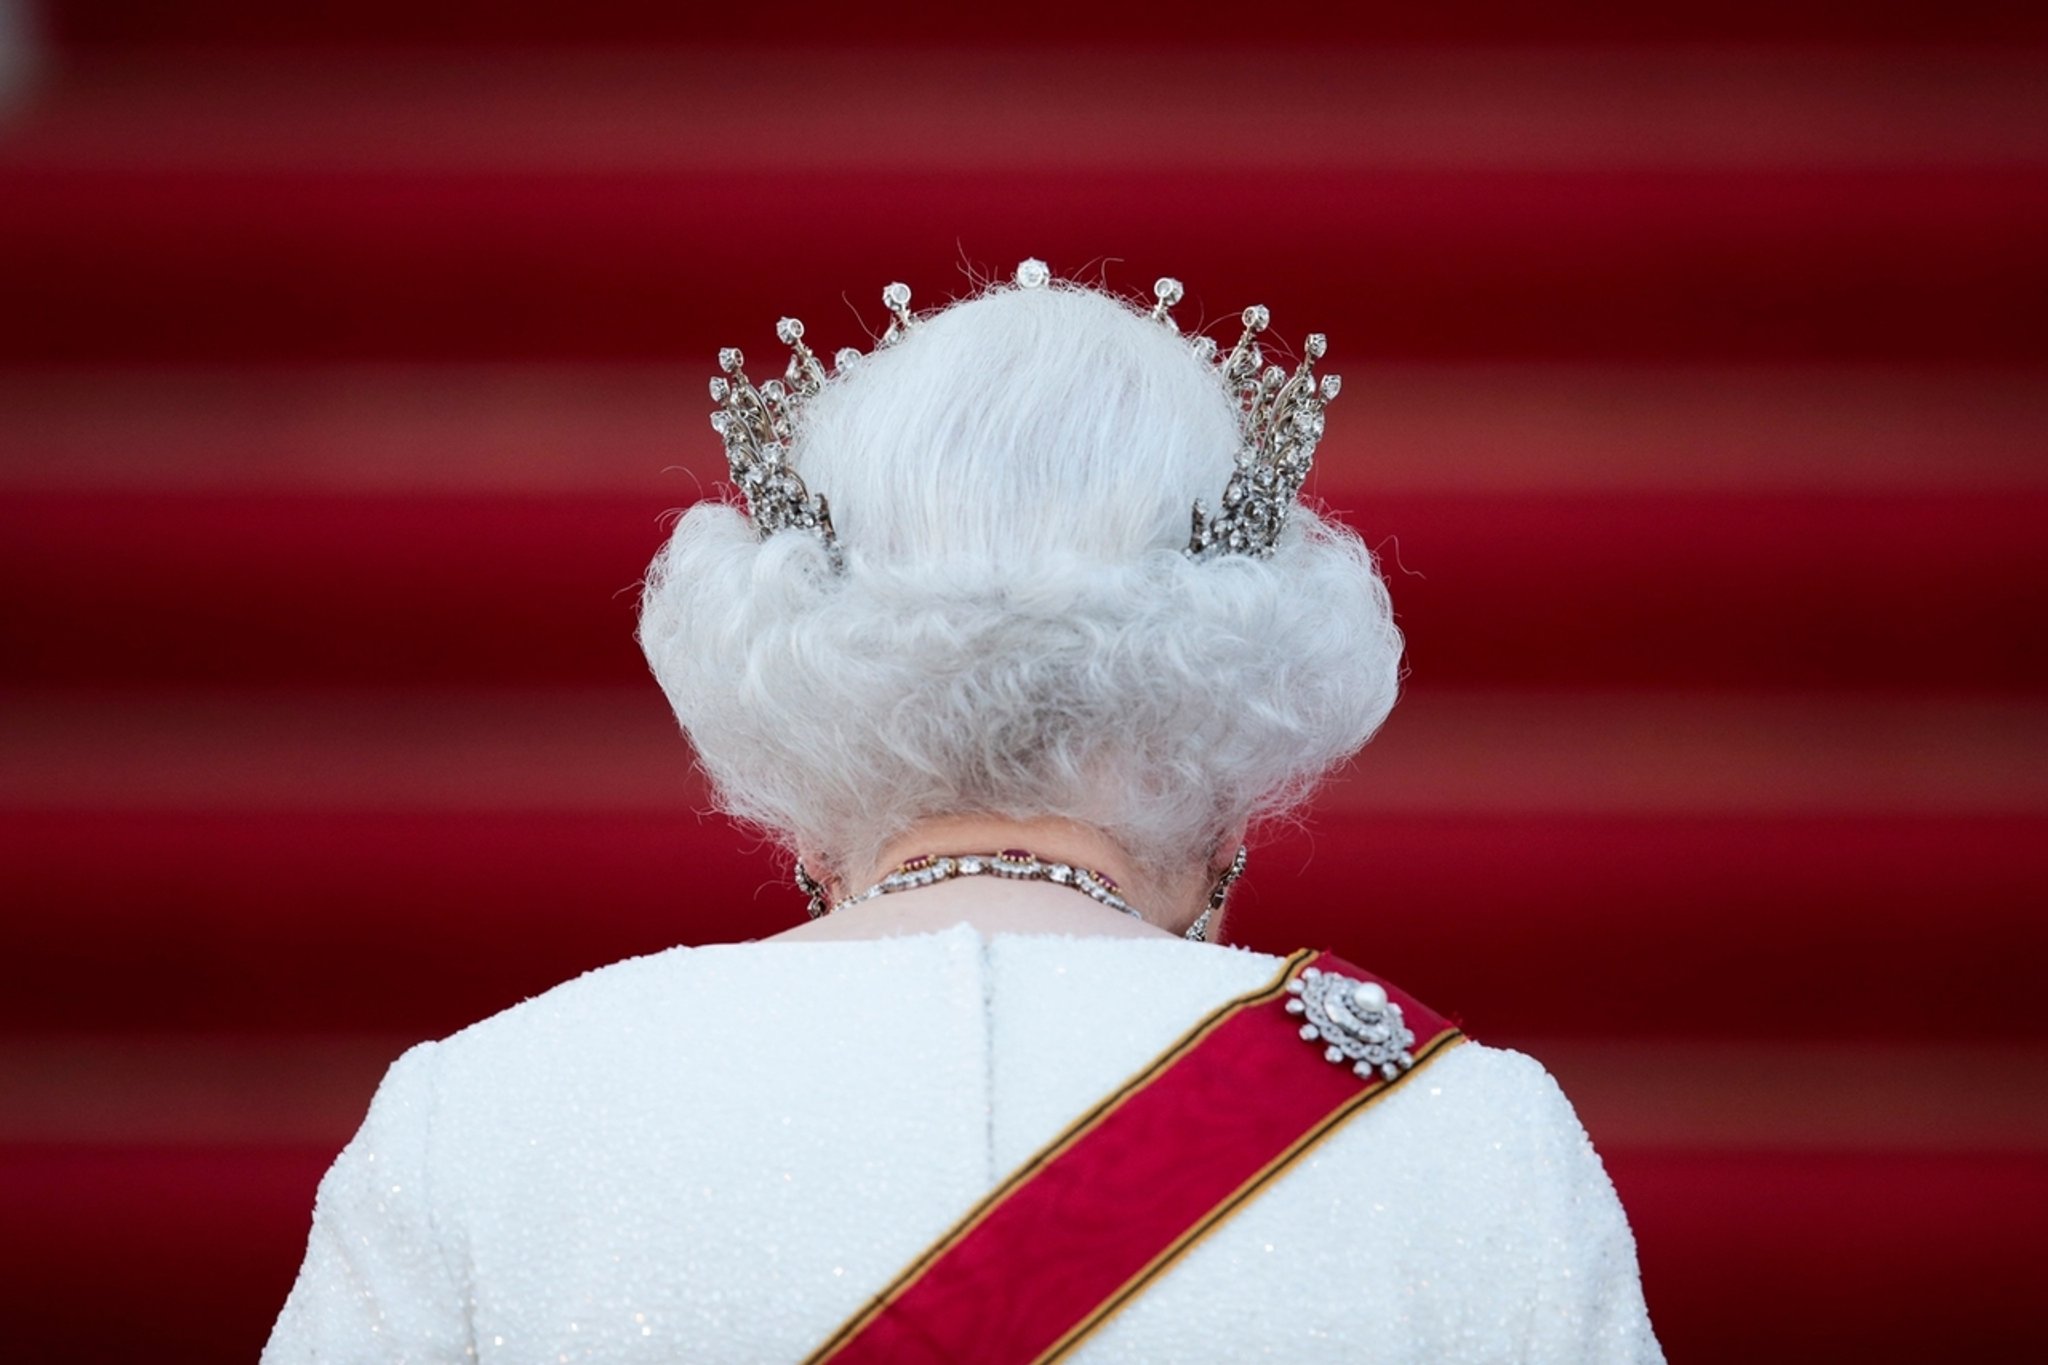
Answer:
[[637, 279, 1403, 880]]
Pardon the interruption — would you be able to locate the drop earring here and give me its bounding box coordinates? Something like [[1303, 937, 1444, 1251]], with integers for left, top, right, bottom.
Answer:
[[794, 861, 831, 920], [1186, 844, 1247, 943]]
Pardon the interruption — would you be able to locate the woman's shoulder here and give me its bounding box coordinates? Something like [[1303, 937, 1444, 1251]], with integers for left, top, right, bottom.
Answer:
[[1345, 1037, 1628, 1246], [1414, 1039, 1598, 1141], [418, 927, 1016, 1092]]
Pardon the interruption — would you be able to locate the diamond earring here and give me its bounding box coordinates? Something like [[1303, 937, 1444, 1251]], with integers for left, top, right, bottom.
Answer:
[[1186, 844, 1247, 943], [794, 861, 831, 920]]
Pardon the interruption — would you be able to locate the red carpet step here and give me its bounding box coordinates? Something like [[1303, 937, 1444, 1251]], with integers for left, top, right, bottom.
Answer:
[[3, 807, 2039, 1039], [3, 488, 2040, 690], [2, 1142, 2038, 1365], [35, 0, 2048, 48], [4, 164, 2043, 364], [3, 45, 2044, 365], [5, 364, 2046, 497]]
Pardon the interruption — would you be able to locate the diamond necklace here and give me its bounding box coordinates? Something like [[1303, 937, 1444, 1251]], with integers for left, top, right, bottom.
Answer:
[[829, 848, 1145, 922]]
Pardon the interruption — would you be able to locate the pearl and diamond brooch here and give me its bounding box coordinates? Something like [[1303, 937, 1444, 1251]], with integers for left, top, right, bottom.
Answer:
[[1286, 966, 1418, 1082]]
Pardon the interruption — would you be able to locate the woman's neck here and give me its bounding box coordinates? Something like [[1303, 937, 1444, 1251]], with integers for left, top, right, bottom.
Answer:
[[763, 816, 1197, 944]]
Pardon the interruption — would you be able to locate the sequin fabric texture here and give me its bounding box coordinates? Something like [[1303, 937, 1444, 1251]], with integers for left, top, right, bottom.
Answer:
[[263, 925, 1663, 1363]]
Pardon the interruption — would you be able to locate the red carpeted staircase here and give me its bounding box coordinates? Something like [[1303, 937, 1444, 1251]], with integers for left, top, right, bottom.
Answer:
[[2, 3, 2045, 1360]]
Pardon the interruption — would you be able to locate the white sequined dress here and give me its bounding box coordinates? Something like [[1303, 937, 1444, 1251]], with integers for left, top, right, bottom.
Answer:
[[264, 924, 1663, 1363]]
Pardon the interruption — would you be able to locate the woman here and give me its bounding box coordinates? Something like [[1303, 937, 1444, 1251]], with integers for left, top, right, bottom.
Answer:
[[265, 264, 1662, 1362]]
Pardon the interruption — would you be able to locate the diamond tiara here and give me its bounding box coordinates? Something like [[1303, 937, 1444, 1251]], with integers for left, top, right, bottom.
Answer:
[[707, 259, 1340, 567]]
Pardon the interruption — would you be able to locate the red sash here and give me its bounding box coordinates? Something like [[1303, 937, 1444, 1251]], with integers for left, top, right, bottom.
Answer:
[[805, 949, 1463, 1364]]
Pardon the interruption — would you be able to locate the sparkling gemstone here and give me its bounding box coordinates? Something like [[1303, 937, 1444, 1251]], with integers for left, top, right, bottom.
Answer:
[[1154, 277, 1184, 306], [776, 317, 805, 345], [1285, 998, 1306, 1015], [1242, 304, 1271, 331], [1351, 981, 1388, 1011], [760, 380, 786, 402], [708, 412, 729, 433], [1014, 258, 1051, 289], [833, 347, 862, 372], [709, 378, 730, 402], [1299, 1024, 1319, 1041], [882, 282, 912, 309], [1321, 374, 1343, 400], [1324, 1045, 1345, 1064], [1304, 332, 1327, 360], [718, 347, 743, 372], [958, 858, 983, 874], [1192, 337, 1219, 362]]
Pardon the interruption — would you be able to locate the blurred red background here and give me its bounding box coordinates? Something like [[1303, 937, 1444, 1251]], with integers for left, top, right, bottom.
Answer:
[[2, 2, 2045, 1360]]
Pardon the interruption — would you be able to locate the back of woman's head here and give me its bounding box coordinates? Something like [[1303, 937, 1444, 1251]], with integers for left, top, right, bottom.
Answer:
[[638, 278, 1403, 877]]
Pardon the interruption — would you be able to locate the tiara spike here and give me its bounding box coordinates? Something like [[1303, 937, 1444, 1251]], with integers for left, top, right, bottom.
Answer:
[[880, 281, 915, 346], [777, 316, 829, 398], [1152, 277, 1184, 329], [1221, 307, 1269, 388], [1273, 337, 1324, 416]]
